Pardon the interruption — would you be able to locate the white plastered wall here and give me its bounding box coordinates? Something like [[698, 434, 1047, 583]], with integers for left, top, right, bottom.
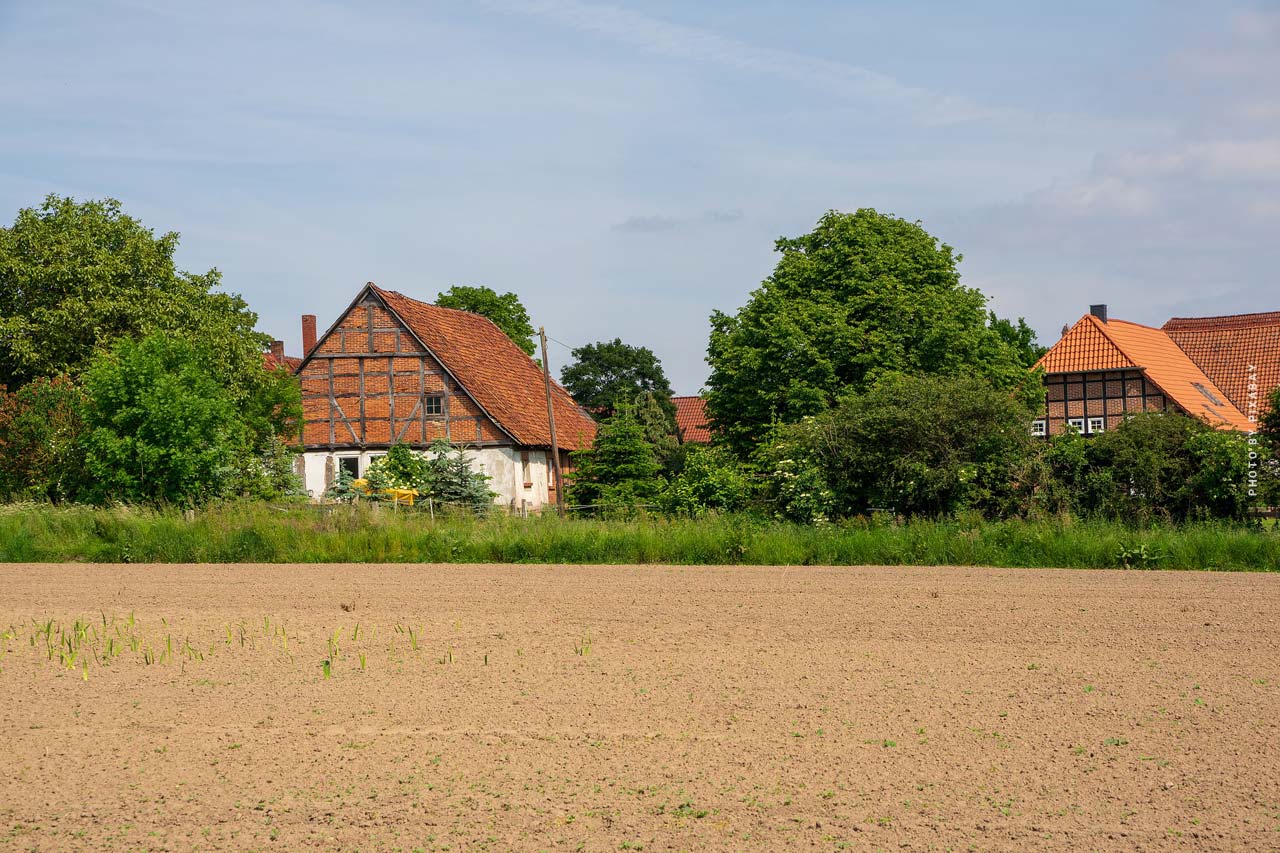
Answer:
[[300, 447, 550, 509]]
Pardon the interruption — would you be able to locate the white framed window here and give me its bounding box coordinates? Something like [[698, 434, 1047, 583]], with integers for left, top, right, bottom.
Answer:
[[1067, 418, 1084, 434], [1087, 417, 1105, 434], [337, 455, 361, 478], [1031, 419, 1047, 437]]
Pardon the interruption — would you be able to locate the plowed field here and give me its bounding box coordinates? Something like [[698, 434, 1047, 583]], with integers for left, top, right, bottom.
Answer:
[[2, 563, 1279, 851]]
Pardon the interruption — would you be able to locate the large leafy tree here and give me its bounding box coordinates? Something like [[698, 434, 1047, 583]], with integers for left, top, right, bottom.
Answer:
[[706, 209, 1032, 455], [0, 195, 267, 392], [435, 285, 536, 356], [79, 333, 298, 506], [559, 338, 674, 419]]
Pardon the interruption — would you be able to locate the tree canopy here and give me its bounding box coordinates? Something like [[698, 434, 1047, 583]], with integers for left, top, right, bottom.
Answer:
[[0, 195, 267, 391], [435, 285, 536, 356], [78, 333, 299, 506], [705, 209, 1034, 455], [559, 338, 674, 419]]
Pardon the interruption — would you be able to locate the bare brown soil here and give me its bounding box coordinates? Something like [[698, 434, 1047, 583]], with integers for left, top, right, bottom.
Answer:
[[2, 564, 1279, 852]]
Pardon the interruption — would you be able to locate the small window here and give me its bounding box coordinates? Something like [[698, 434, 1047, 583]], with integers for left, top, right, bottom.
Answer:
[[1067, 418, 1084, 434], [364, 454, 384, 476], [424, 394, 444, 416], [520, 450, 532, 488], [338, 456, 360, 478], [1087, 417, 1105, 434], [1031, 420, 1047, 437]]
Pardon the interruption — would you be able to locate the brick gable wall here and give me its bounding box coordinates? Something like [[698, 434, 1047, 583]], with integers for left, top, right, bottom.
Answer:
[[299, 297, 509, 449]]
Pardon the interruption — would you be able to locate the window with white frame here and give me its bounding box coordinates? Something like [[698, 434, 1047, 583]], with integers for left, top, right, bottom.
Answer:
[[337, 456, 360, 478], [1087, 417, 1105, 434], [1031, 419, 1047, 437], [1067, 418, 1084, 434]]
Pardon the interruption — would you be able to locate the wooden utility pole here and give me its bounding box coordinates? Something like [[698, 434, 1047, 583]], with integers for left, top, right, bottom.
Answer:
[[539, 327, 566, 517]]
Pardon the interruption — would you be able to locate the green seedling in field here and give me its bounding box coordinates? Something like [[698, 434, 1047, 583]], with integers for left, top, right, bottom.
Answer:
[[351, 623, 360, 642], [574, 635, 593, 656], [359, 652, 366, 672], [322, 659, 332, 679], [407, 625, 419, 651]]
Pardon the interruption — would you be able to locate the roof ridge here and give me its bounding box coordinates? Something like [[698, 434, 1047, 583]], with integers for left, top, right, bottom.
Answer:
[[1086, 314, 1146, 368]]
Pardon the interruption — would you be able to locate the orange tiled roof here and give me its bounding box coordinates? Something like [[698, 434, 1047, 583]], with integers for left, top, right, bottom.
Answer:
[[371, 285, 597, 451], [1034, 316, 1135, 373], [1037, 315, 1253, 431], [1162, 312, 1280, 420], [672, 395, 712, 444]]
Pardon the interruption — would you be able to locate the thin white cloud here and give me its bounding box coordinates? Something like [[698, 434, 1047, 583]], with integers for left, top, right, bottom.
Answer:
[[484, 0, 993, 125]]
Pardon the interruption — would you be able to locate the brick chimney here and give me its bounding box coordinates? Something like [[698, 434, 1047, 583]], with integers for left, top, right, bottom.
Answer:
[[269, 340, 284, 360], [302, 314, 317, 355], [1090, 304, 1108, 323]]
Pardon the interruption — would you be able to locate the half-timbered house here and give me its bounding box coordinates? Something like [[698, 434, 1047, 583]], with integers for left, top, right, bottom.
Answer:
[[293, 283, 597, 508], [1033, 304, 1277, 437]]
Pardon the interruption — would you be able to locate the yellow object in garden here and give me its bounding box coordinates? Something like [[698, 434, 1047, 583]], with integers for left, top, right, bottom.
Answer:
[[350, 478, 418, 506]]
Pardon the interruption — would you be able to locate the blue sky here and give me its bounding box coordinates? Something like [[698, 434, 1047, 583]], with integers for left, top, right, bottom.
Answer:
[[2, 1, 1278, 393]]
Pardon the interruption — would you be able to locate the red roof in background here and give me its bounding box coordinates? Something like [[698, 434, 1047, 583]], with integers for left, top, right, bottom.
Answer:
[[1163, 312, 1280, 420], [673, 395, 712, 444], [264, 352, 302, 372], [371, 285, 597, 450], [1036, 314, 1254, 431]]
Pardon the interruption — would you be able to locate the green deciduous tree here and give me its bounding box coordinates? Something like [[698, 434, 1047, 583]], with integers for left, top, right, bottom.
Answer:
[[79, 333, 299, 506], [706, 209, 1031, 455], [0, 195, 268, 392], [988, 313, 1048, 368], [559, 339, 674, 419], [435, 285, 536, 356]]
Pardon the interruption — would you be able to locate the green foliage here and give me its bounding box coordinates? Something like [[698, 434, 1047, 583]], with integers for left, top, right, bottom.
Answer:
[[705, 209, 1030, 455], [559, 338, 674, 419], [988, 313, 1048, 368], [1261, 386, 1280, 454], [2, 502, 1277, 570], [78, 333, 299, 506], [0, 376, 88, 502], [435, 285, 536, 356], [0, 195, 269, 392], [661, 446, 754, 517], [569, 404, 663, 513], [632, 390, 680, 473], [337, 441, 496, 512], [759, 374, 1038, 520], [1048, 413, 1256, 522]]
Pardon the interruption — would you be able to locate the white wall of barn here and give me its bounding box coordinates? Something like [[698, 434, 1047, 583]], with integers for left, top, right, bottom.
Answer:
[[300, 447, 552, 510]]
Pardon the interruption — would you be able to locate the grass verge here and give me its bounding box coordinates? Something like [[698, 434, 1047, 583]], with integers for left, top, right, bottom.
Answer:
[[0, 502, 1277, 570]]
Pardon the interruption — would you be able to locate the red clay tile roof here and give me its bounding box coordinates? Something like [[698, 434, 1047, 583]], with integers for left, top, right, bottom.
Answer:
[[1037, 315, 1253, 431], [672, 395, 712, 444], [371, 285, 597, 451], [263, 352, 302, 372], [1162, 312, 1280, 421]]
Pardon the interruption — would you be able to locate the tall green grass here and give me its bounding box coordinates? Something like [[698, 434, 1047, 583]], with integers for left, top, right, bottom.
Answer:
[[0, 502, 1276, 570]]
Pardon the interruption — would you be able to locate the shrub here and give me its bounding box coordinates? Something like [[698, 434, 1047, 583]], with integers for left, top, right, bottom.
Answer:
[[336, 441, 495, 512], [759, 373, 1038, 520], [661, 446, 755, 517], [0, 376, 88, 502]]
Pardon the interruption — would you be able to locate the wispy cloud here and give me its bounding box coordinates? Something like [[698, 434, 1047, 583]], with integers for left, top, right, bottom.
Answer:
[[485, 0, 992, 125], [612, 209, 745, 234]]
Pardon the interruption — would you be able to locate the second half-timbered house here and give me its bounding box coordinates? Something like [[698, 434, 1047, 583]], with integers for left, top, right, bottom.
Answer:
[[293, 283, 597, 508]]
